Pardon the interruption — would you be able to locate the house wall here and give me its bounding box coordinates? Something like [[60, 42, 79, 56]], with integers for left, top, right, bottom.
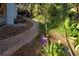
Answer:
[[0, 3, 17, 26], [7, 3, 17, 25]]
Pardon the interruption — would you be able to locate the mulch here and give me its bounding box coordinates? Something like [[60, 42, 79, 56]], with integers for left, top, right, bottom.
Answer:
[[0, 16, 33, 40], [12, 35, 40, 56]]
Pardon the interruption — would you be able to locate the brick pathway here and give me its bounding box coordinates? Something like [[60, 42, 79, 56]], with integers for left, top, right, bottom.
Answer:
[[12, 35, 40, 56], [0, 17, 39, 56]]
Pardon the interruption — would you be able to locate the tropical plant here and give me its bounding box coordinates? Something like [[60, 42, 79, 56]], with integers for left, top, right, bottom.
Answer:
[[24, 3, 79, 56], [40, 34, 69, 56]]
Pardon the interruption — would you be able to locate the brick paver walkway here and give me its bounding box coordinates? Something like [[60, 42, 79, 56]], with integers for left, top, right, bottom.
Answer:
[[0, 17, 39, 56]]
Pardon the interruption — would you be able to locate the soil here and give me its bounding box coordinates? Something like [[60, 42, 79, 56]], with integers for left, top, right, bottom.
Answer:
[[49, 32, 67, 45], [12, 35, 40, 56], [0, 16, 33, 40]]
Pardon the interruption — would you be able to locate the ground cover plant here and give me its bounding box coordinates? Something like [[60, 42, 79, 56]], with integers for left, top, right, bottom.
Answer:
[[18, 3, 79, 56]]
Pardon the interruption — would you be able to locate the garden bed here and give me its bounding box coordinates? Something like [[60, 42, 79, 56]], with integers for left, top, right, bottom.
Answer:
[[0, 16, 33, 40], [12, 35, 40, 56], [0, 17, 38, 56]]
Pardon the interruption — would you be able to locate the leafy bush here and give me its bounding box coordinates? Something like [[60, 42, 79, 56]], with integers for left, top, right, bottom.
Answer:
[[40, 39, 69, 56], [27, 3, 79, 56], [64, 16, 79, 54]]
